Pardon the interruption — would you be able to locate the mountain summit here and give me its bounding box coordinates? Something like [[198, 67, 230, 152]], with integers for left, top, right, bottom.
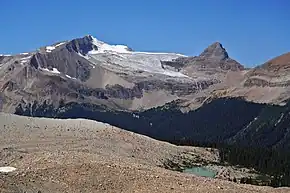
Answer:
[[51, 35, 133, 56], [162, 42, 244, 72], [199, 42, 229, 61]]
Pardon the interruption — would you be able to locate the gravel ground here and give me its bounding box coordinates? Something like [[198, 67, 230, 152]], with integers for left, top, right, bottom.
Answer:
[[0, 113, 289, 193]]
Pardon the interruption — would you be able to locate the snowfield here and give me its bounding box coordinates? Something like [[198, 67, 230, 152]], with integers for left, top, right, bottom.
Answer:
[[85, 36, 188, 78], [88, 36, 132, 54]]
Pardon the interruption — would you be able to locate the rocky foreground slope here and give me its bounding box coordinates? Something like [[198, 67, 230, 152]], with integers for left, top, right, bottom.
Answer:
[[0, 113, 288, 193]]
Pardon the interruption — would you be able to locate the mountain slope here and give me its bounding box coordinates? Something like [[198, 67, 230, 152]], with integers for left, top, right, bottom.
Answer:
[[12, 95, 290, 151], [0, 113, 288, 193]]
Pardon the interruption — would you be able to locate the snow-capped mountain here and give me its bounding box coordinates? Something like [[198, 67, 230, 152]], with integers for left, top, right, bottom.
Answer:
[[0, 35, 246, 113]]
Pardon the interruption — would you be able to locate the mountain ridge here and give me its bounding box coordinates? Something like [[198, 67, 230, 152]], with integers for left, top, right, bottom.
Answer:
[[1, 34, 290, 114], [0, 35, 244, 113]]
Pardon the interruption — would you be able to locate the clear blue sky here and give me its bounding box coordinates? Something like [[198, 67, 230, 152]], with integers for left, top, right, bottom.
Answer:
[[1, 0, 289, 66]]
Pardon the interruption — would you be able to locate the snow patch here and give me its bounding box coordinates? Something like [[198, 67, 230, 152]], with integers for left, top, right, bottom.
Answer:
[[41, 67, 61, 74], [133, 52, 187, 57], [65, 74, 76, 80], [20, 55, 32, 64], [46, 46, 56, 53], [77, 52, 90, 59], [0, 54, 11, 57], [40, 67, 78, 79], [55, 42, 66, 47], [0, 166, 16, 173], [45, 42, 66, 53]]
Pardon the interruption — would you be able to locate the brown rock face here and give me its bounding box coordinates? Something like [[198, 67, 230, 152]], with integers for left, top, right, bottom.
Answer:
[[262, 52, 290, 72], [244, 52, 290, 87], [197, 42, 244, 71]]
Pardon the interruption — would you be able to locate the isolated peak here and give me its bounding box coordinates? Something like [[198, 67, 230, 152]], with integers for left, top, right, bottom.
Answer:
[[199, 41, 229, 60]]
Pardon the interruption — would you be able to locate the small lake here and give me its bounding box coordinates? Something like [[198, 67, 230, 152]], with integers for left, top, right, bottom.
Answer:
[[183, 166, 216, 178]]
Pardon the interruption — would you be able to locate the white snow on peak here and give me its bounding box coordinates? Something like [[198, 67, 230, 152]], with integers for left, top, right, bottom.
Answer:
[[81, 35, 188, 78], [89, 51, 188, 78], [65, 74, 76, 80], [86, 35, 187, 57], [0, 54, 11, 57], [41, 67, 61, 74], [20, 55, 33, 64], [0, 166, 16, 173], [88, 36, 132, 54], [55, 42, 66, 47], [46, 46, 56, 53], [45, 42, 66, 53], [132, 52, 187, 57]]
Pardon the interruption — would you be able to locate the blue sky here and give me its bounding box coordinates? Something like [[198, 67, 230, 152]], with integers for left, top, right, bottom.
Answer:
[[1, 0, 289, 66]]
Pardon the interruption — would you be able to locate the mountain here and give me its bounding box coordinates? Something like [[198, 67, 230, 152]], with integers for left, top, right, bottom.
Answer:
[[0, 35, 244, 114], [2, 35, 290, 150]]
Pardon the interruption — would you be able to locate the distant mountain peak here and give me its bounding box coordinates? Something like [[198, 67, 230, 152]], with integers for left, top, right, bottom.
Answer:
[[69, 35, 133, 55], [199, 42, 229, 60]]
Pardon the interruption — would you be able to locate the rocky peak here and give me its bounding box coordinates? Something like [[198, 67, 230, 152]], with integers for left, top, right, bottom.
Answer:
[[65, 35, 98, 55], [65, 35, 133, 55], [166, 42, 244, 71], [199, 42, 229, 61]]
